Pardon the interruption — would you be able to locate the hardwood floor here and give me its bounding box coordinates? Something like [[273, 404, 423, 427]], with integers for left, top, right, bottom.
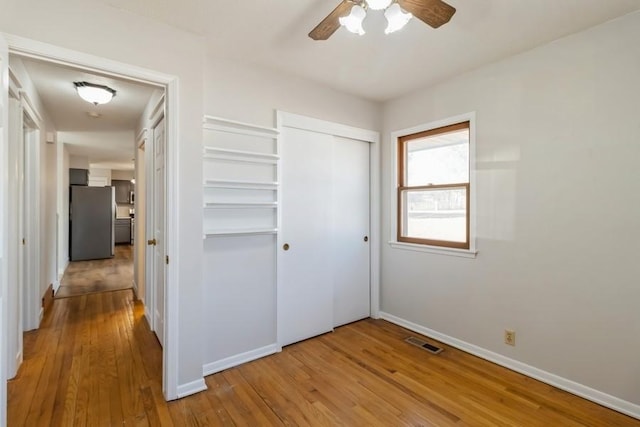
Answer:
[[8, 290, 639, 426], [55, 245, 133, 298]]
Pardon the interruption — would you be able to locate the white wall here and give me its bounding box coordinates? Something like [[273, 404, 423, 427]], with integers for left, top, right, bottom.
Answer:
[[201, 57, 381, 369], [68, 154, 88, 169], [111, 169, 133, 180], [8, 55, 58, 309], [381, 11, 640, 409], [1, 0, 206, 392], [42, 141, 57, 294], [57, 144, 70, 282], [205, 57, 382, 130]]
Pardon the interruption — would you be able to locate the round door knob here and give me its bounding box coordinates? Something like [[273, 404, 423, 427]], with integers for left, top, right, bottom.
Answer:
[[283, 243, 290, 251], [364, 236, 369, 242]]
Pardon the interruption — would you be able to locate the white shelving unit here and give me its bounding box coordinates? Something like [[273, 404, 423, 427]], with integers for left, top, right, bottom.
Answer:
[[202, 116, 279, 238]]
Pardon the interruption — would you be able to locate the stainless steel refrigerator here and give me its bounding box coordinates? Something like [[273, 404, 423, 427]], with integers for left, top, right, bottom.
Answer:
[[69, 186, 115, 261]]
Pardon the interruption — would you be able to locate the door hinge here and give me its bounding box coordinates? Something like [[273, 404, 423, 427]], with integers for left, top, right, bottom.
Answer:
[[166, 255, 169, 265], [22, 238, 26, 245]]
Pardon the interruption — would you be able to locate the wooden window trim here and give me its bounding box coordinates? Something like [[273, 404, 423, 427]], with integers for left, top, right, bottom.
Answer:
[[397, 121, 470, 250]]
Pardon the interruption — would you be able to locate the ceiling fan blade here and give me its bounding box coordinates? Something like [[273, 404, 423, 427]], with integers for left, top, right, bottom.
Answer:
[[309, 0, 354, 40], [397, 0, 456, 28]]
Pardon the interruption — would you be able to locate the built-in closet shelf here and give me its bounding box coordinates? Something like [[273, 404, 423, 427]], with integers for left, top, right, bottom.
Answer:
[[203, 147, 280, 160], [204, 180, 279, 190], [203, 115, 280, 138], [203, 153, 277, 165], [202, 115, 280, 238], [203, 228, 278, 237], [204, 202, 278, 209]]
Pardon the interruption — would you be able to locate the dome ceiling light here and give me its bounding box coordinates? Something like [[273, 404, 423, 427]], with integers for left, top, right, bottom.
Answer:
[[74, 81, 116, 105]]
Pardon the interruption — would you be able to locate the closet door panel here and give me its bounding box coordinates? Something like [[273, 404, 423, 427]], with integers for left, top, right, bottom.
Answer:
[[278, 127, 334, 347], [332, 136, 371, 327]]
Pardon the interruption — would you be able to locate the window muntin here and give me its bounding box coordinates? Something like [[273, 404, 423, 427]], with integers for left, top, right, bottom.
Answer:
[[398, 122, 470, 249]]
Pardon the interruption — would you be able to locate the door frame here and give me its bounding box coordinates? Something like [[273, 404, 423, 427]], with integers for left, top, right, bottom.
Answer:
[[6, 95, 23, 380], [16, 84, 43, 333], [6, 80, 42, 380], [0, 31, 9, 427], [2, 33, 181, 401], [275, 111, 381, 346]]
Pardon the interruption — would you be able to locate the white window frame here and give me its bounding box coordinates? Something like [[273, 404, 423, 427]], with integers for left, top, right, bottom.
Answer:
[[389, 112, 477, 258]]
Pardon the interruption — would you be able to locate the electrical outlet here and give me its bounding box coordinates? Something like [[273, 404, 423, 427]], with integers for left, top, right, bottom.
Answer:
[[504, 330, 516, 346]]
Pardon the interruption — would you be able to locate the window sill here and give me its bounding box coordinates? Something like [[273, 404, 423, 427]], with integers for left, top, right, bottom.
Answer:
[[388, 241, 477, 258]]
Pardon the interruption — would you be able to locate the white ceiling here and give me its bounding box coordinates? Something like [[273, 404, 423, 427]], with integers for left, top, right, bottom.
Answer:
[[103, 0, 640, 102], [14, 1, 640, 168], [17, 56, 158, 168], [20, 57, 157, 131]]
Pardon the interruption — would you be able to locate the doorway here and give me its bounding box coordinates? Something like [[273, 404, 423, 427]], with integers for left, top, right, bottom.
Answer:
[[1, 38, 178, 401]]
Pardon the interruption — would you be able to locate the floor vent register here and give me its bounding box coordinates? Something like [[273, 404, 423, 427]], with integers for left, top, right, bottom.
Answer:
[[405, 336, 443, 354]]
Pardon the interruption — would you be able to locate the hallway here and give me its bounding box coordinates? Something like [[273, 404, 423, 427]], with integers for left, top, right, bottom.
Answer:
[[8, 290, 168, 425], [56, 245, 133, 298]]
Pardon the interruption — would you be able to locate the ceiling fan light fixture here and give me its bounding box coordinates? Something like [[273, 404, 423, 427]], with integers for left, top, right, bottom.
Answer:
[[339, 4, 366, 35], [366, 0, 392, 11], [384, 3, 412, 34], [74, 81, 116, 105]]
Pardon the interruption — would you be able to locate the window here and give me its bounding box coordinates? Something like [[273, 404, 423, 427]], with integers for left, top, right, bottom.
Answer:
[[397, 121, 471, 250]]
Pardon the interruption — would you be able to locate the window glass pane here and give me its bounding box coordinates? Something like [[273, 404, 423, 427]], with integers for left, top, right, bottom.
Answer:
[[401, 188, 467, 243], [406, 129, 469, 186]]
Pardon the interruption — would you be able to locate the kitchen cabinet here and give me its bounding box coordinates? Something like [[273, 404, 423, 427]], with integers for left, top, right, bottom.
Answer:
[[115, 218, 131, 244], [69, 168, 89, 186], [113, 180, 132, 204]]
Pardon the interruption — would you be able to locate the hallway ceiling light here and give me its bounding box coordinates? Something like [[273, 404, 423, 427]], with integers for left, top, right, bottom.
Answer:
[[74, 81, 116, 105]]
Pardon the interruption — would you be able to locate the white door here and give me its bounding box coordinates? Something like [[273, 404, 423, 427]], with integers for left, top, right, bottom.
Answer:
[[152, 117, 166, 346], [279, 127, 335, 346], [22, 117, 40, 333], [332, 136, 370, 327], [0, 34, 9, 427], [279, 127, 371, 346]]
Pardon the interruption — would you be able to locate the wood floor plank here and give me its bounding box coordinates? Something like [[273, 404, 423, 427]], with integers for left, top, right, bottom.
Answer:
[[8, 285, 640, 426]]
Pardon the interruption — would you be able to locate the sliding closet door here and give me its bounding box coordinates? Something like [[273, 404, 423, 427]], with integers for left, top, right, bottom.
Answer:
[[279, 127, 371, 347], [332, 136, 370, 327], [279, 127, 334, 346]]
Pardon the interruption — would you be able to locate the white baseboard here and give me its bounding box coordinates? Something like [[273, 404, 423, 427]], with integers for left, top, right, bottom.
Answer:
[[176, 378, 207, 398], [38, 307, 44, 324], [379, 311, 640, 420], [203, 344, 279, 377], [16, 350, 22, 369], [53, 280, 60, 293], [144, 308, 152, 328]]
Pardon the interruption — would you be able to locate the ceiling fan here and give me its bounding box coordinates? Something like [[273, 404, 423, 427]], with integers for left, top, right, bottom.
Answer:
[[309, 0, 456, 40]]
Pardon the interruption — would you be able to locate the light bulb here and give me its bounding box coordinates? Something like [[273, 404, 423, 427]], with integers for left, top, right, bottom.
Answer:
[[384, 3, 412, 34], [366, 0, 392, 10], [74, 82, 116, 105], [339, 4, 366, 35]]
